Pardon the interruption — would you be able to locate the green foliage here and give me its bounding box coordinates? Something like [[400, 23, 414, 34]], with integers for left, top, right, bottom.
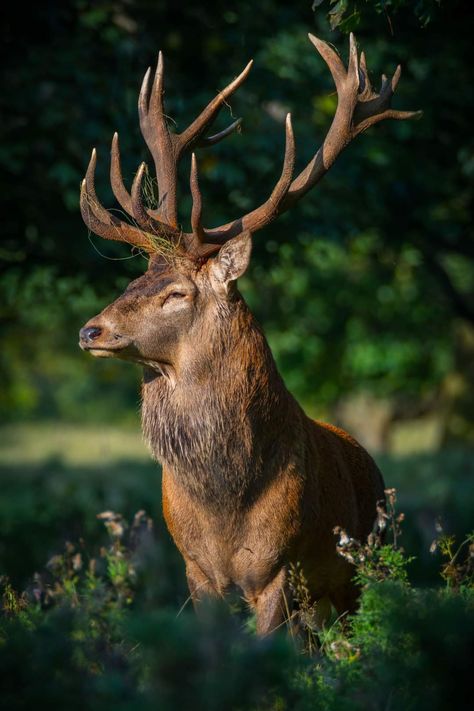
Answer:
[[334, 488, 415, 586], [0, 430, 171, 587], [0, 266, 142, 423], [431, 528, 474, 590], [0, 511, 298, 711], [1, 497, 472, 710], [314, 0, 443, 30]]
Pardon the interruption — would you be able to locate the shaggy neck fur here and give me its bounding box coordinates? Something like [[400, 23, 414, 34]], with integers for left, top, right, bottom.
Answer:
[[141, 296, 300, 509]]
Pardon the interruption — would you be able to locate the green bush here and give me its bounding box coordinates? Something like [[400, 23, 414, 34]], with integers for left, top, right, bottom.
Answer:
[[1, 495, 472, 710]]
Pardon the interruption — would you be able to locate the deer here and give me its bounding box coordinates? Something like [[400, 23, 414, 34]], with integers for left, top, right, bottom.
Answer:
[[79, 33, 420, 635]]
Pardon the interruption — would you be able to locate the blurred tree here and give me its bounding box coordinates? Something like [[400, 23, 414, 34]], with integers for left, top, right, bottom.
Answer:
[[0, 1, 472, 443], [315, 0, 443, 30]]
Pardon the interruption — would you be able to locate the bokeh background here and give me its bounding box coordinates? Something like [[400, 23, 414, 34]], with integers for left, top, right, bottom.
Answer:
[[1, 0, 472, 589]]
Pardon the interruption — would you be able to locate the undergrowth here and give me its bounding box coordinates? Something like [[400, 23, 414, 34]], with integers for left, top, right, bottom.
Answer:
[[1, 491, 473, 710]]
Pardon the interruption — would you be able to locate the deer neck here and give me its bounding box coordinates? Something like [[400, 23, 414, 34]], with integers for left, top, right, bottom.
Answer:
[[141, 298, 298, 507]]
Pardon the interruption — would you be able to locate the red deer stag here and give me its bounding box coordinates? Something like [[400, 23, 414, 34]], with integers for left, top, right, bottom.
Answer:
[[79, 34, 420, 635]]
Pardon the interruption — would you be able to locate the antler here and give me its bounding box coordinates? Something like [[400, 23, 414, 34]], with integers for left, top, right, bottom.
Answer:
[[280, 33, 421, 212], [199, 33, 421, 246], [80, 53, 253, 253], [80, 34, 420, 260]]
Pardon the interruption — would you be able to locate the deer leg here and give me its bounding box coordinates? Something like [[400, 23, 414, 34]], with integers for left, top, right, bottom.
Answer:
[[184, 559, 219, 612], [252, 567, 292, 636]]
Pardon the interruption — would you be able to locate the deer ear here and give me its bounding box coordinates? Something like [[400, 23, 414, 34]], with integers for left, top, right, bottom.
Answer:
[[209, 232, 252, 288]]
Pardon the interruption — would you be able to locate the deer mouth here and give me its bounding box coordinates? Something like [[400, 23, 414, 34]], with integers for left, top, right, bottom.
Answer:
[[80, 336, 165, 371], [79, 330, 134, 357], [79, 328, 170, 374], [85, 346, 125, 358], [86, 347, 170, 378]]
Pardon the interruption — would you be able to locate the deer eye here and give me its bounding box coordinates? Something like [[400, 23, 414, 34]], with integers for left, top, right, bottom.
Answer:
[[162, 291, 186, 306]]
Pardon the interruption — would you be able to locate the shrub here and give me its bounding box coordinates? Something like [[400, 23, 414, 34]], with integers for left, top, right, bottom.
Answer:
[[0, 495, 472, 710]]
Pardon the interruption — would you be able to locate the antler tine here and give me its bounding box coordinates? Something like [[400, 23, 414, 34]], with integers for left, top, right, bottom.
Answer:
[[203, 113, 295, 242], [383, 64, 401, 97], [80, 149, 154, 252], [307, 34, 346, 93], [190, 153, 206, 243], [347, 32, 359, 87], [130, 162, 177, 238], [178, 60, 253, 153], [358, 51, 373, 99], [250, 112, 296, 228], [186, 153, 222, 259], [138, 52, 179, 226], [130, 162, 149, 225], [111, 132, 164, 222], [354, 63, 422, 134], [148, 50, 165, 117], [187, 153, 232, 260], [138, 66, 152, 123], [197, 117, 243, 147], [379, 68, 396, 98], [110, 132, 133, 216]]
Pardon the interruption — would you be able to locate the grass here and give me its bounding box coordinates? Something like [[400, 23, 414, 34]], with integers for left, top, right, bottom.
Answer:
[[0, 422, 150, 467], [0, 423, 166, 588]]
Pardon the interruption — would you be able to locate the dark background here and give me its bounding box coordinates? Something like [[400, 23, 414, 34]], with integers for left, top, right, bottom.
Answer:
[[0, 0, 472, 586]]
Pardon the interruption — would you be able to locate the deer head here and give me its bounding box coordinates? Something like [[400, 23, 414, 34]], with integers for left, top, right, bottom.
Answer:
[[79, 34, 420, 375]]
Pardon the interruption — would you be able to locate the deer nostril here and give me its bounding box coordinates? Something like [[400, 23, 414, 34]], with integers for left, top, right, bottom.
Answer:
[[80, 326, 102, 342]]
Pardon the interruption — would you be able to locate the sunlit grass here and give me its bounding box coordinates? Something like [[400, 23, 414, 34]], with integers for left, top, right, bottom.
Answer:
[[0, 422, 150, 467]]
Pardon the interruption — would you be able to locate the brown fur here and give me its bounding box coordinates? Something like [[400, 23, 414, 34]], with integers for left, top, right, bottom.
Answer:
[[147, 298, 384, 631], [80, 248, 384, 634]]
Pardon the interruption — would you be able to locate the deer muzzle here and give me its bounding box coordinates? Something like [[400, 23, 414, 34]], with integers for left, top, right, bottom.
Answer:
[[79, 321, 133, 357]]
